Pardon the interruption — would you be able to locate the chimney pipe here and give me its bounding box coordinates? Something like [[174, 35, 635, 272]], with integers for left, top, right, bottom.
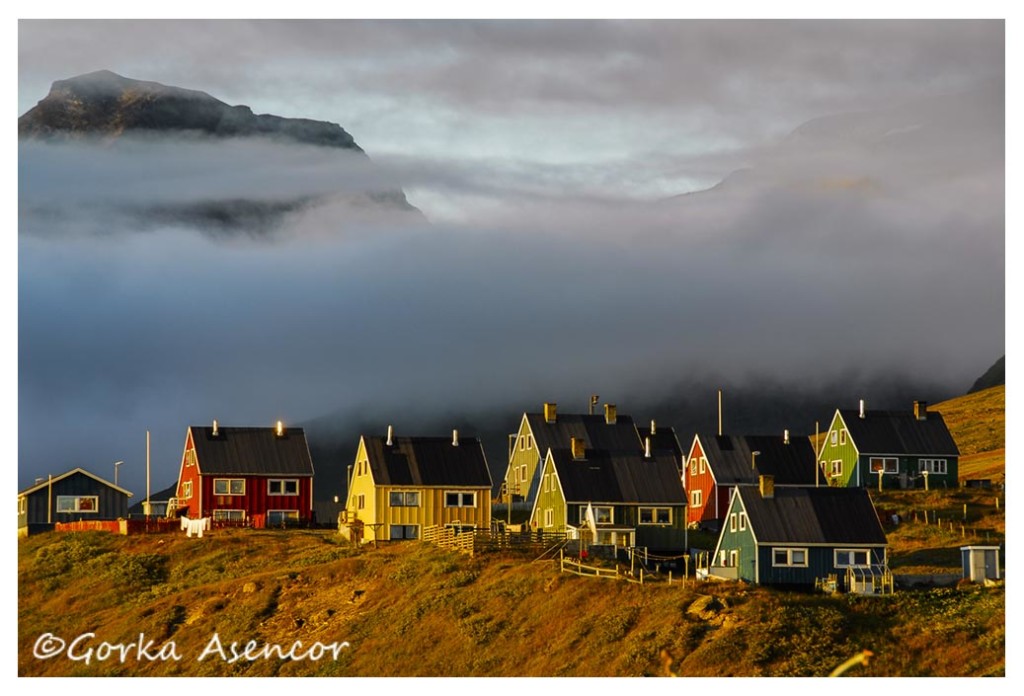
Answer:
[[212, 419, 219, 437], [717, 389, 723, 436], [644, 436, 651, 458], [604, 403, 617, 425], [859, 399, 866, 419], [452, 429, 459, 446], [784, 429, 790, 445], [386, 425, 393, 446], [650, 419, 657, 435], [544, 402, 557, 424], [589, 395, 599, 416], [276, 420, 284, 437]]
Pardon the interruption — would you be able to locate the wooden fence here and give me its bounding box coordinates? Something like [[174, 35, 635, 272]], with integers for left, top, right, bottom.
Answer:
[[422, 525, 476, 556]]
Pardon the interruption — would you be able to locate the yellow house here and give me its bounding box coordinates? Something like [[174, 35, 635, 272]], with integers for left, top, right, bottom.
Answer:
[[344, 428, 492, 542]]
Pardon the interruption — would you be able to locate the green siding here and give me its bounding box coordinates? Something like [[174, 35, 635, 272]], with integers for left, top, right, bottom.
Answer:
[[505, 419, 543, 503], [715, 495, 758, 581], [619, 505, 688, 551], [821, 412, 860, 487]]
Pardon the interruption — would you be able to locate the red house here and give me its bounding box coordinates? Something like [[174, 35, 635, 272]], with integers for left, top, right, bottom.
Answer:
[[684, 432, 817, 530], [172, 421, 315, 525]]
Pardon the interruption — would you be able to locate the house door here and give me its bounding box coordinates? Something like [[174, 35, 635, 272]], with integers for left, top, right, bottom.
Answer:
[[972, 551, 988, 581]]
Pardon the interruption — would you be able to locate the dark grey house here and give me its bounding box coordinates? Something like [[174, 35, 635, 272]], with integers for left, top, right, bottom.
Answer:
[[18, 468, 133, 536]]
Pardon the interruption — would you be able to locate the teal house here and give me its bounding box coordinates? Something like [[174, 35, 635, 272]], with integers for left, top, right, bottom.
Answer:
[[710, 478, 888, 589], [818, 400, 959, 489]]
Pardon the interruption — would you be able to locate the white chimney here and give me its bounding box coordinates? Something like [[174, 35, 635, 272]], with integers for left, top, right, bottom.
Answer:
[[276, 420, 284, 437], [859, 399, 866, 419], [650, 419, 657, 435], [644, 436, 651, 458], [784, 429, 790, 445], [386, 425, 393, 446], [452, 429, 459, 446], [212, 419, 219, 436]]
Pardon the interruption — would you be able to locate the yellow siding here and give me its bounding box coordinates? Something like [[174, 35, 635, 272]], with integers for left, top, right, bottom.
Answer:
[[345, 438, 380, 539]]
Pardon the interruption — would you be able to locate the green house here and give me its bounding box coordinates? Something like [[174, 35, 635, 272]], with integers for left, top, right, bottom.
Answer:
[[529, 439, 687, 553], [819, 400, 959, 490], [502, 402, 649, 506], [710, 479, 888, 588]]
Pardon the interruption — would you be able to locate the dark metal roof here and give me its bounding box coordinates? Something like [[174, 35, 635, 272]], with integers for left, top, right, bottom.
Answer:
[[549, 448, 685, 505], [737, 486, 887, 546], [525, 412, 643, 456], [637, 424, 683, 459], [839, 409, 960, 456], [128, 482, 178, 514], [699, 434, 817, 485], [191, 426, 315, 476], [363, 436, 492, 488]]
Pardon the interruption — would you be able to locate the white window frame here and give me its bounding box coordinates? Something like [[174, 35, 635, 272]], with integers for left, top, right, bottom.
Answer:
[[638, 507, 671, 525], [389, 491, 420, 507], [357, 494, 365, 510], [689, 458, 698, 476], [182, 480, 193, 499], [699, 457, 707, 474], [444, 491, 477, 508], [834, 549, 871, 568], [519, 464, 527, 483], [831, 431, 838, 446], [919, 459, 947, 474], [691, 489, 703, 508], [839, 430, 847, 445], [526, 434, 533, 450], [185, 449, 197, 467], [214, 478, 245, 496], [772, 547, 809, 567], [390, 524, 419, 540], [267, 510, 300, 525], [729, 513, 738, 532], [213, 509, 245, 521], [870, 457, 899, 474], [578, 505, 613, 524], [739, 512, 747, 531], [544, 508, 554, 527], [18, 497, 26, 515], [729, 550, 738, 567], [268, 479, 299, 496], [519, 436, 525, 451], [56, 495, 99, 513], [831, 460, 843, 477]]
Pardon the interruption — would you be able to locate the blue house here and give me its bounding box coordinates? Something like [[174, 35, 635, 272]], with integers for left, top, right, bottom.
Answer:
[[18, 468, 133, 536], [710, 477, 888, 590]]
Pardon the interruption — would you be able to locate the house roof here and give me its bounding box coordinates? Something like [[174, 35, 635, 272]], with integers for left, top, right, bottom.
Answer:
[[549, 448, 686, 505], [18, 467, 133, 497], [128, 482, 178, 514], [699, 434, 817, 485], [838, 409, 960, 456], [363, 436, 492, 488], [737, 486, 887, 546], [637, 424, 683, 459], [191, 426, 315, 476], [525, 411, 643, 455]]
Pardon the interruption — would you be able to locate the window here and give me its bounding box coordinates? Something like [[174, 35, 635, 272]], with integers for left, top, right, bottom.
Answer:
[[213, 509, 244, 521], [214, 478, 245, 496], [390, 525, 419, 540], [772, 548, 808, 567], [578, 505, 612, 524], [835, 549, 870, 567], [268, 479, 299, 496], [729, 513, 738, 532], [839, 430, 847, 445], [831, 431, 838, 446], [519, 436, 525, 451], [738, 512, 747, 531], [920, 459, 947, 474], [526, 434, 533, 450], [729, 550, 738, 567], [181, 481, 193, 499], [691, 489, 703, 508], [831, 460, 843, 477], [267, 510, 300, 526], [18, 497, 27, 515], [699, 457, 707, 474], [185, 449, 197, 467], [389, 491, 420, 507], [56, 496, 98, 513], [357, 494, 365, 510], [445, 491, 477, 507], [544, 508, 554, 527], [870, 457, 898, 474], [639, 507, 671, 525], [519, 464, 527, 483], [689, 459, 697, 476]]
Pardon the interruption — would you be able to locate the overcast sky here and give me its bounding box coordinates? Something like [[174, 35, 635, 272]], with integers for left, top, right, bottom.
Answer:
[[14, 19, 1006, 495]]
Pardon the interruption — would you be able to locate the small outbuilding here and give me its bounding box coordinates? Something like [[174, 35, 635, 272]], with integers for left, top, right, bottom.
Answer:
[[18, 468, 133, 536], [961, 545, 1001, 582]]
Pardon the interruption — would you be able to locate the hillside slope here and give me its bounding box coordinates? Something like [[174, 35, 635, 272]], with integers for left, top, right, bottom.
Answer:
[[18, 530, 1003, 677]]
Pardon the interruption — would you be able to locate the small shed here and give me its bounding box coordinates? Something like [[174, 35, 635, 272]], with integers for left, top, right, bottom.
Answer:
[[960, 545, 1001, 582]]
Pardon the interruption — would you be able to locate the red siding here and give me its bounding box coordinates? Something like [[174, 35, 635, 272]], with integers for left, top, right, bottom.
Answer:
[[198, 474, 313, 521], [685, 438, 718, 526], [177, 431, 202, 518]]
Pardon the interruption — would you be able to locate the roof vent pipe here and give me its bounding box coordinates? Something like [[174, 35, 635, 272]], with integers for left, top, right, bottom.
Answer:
[[644, 436, 651, 458], [386, 425, 393, 446], [650, 419, 657, 435], [212, 419, 219, 437], [452, 429, 459, 446], [784, 429, 790, 445], [859, 399, 866, 419], [276, 420, 284, 437]]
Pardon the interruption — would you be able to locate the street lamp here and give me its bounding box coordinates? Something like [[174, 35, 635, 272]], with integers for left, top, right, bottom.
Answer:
[[113, 460, 124, 487], [751, 451, 761, 470]]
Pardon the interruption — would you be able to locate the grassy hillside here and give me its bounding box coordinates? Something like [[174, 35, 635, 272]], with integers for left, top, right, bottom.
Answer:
[[18, 528, 1003, 677], [931, 385, 1004, 456]]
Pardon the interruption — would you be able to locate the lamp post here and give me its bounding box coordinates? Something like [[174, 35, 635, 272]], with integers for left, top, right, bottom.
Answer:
[[751, 451, 761, 471], [113, 460, 124, 487]]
